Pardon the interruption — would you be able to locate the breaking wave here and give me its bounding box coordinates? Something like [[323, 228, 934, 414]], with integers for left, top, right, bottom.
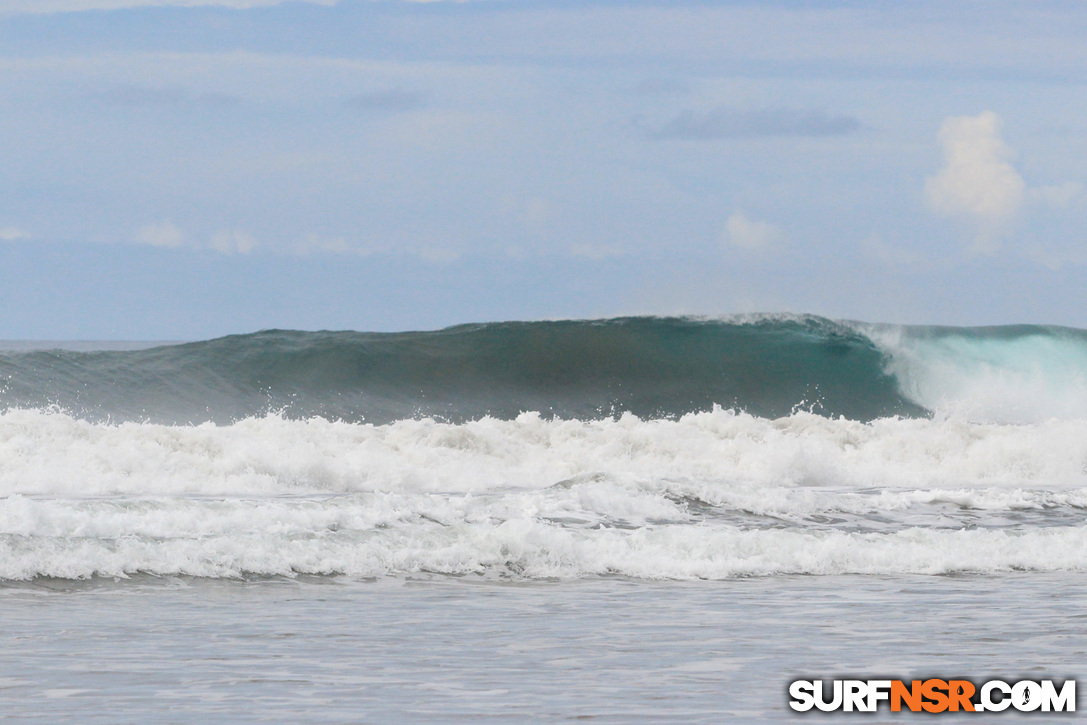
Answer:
[[3, 315, 1087, 581], [5, 314, 1087, 425]]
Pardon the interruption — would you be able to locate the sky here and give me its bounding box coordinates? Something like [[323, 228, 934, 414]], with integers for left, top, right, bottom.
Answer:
[[2, 0, 1087, 338]]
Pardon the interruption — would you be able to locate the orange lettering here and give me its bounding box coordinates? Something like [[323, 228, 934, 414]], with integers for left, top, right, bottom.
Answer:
[[947, 680, 976, 712], [921, 679, 949, 713], [891, 680, 923, 712]]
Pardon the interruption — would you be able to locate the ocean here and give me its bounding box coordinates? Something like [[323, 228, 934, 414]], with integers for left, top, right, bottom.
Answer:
[[1, 315, 1084, 721]]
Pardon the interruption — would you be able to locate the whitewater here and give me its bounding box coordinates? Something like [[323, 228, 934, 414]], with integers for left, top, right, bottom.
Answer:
[[2, 315, 1084, 721], [1, 409, 1087, 581], [1, 315, 1086, 581]]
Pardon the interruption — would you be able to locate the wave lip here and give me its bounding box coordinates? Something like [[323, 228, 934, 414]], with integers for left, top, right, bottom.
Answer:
[[864, 323, 1087, 423]]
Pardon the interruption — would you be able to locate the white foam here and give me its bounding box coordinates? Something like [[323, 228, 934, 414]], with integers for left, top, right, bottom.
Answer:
[[1, 408, 1086, 580], [865, 325, 1087, 423], [1, 511, 1084, 580], [4, 408, 1087, 497]]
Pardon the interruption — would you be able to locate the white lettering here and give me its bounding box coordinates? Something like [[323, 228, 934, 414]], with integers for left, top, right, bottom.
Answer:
[[813, 680, 843, 712], [1013, 680, 1042, 712], [788, 680, 816, 712], [1040, 680, 1076, 712], [843, 680, 869, 712], [866, 680, 892, 711], [981, 680, 1012, 712]]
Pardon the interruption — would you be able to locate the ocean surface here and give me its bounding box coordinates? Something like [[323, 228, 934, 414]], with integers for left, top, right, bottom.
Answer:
[[1, 315, 1085, 721]]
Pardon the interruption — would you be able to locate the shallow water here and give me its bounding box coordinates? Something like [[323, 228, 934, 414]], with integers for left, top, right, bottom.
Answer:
[[1, 573, 1083, 722]]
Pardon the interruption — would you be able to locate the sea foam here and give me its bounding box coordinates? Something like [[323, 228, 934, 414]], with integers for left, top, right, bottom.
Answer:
[[1, 408, 1085, 580]]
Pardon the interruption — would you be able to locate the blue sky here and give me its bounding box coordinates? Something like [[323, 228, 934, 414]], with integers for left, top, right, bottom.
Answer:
[[2, 0, 1087, 338]]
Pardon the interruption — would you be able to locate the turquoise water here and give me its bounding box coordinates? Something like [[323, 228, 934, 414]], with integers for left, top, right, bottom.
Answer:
[[0, 316, 923, 423]]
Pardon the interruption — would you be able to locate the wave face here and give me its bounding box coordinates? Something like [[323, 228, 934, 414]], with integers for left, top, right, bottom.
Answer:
[[0, 316, 927, 424], [3, 315, 1087, 581]]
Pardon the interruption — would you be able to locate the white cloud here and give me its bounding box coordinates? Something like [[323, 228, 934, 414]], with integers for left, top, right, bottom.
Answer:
[[723, 210, 785, 251], [0, 227, 29, 241], [135, 223, 259, 253], [415, 246, 461, 264], [134, 221, 185, 248], [293, 233, 377, 256], [210, 230, 258, 254], [1028, 181, 1087, 209], [923, 111, 1025, 254]]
